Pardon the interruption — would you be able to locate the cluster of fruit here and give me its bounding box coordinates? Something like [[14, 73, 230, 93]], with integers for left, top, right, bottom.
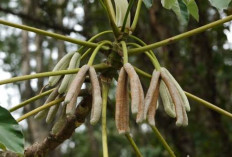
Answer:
[[115, 63, 190, 134]]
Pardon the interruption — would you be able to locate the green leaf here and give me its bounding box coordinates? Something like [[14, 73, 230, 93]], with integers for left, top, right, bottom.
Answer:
[[179, 0, 189, 21], [186, 0, 199, 21], [171, 0, 189, 25], [143, 0, 153, 8], [161, 0, 176, 9], [209, 0, 231, 9], [161, 0, 199, 23], [0, 106, 24, 154]]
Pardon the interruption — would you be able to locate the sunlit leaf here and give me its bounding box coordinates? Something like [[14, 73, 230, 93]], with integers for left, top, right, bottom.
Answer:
[[186, 0, 199, 21], [161, 0, 199, 22], [209, 0, 231, 9], [0, 106, 24, 154], [161, 0, 176, 9], [171, 0, 189, 25], [143, 0, 153, 8]]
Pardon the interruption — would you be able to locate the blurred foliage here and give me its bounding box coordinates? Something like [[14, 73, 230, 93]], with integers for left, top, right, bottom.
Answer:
[[0, 0, 232, 156]]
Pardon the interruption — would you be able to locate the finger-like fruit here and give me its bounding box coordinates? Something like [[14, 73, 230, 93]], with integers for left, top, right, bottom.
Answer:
[[51, 104, 67, 134], [48, 52, 75, 87], [159, 80, 176, 118], [162, 68, 190, 112], [34, 87, 59, 120], [136, 78, 145, 123], [124, 63, 140, 114], [115, 67, 130, 134], [160, 69, 184, 126], [144, 70, 160, 119], [65, 65, 90, 105], [89, 67, 102, 125], [66, 93, 78, 116], [147, 82, 160, 126], [46, 96, 61, 123], [58, 53, 81, 94]]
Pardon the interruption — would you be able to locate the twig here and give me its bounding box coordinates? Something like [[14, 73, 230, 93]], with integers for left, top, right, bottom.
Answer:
[[0, 19, 108, 49], [88, 41, 112, 65], [103, 0, 120, 37], [128, 15, 232, 54], [150, 125, 176, 157], [131, 0, 143, 32], [0, 6, 78, 34], [101, 81, 110, 157], [0, 63, 110, 85], [9, 88, 54, 112], [125, 133, 143, 157], [24, 96, 91, 157], [17, 97, 65, 122], [185, 91, 232, 119]]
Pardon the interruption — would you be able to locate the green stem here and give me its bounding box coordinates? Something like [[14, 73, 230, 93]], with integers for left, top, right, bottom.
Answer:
[[78, 30, 113, 54], [103, 0, 120, 37], [99, 0, 107, 11], [88, 41, 112, 66], [82, 39, 112, 60], [81, 48, 93, 60], [133, 66, 152, 78], [127, 42, 160, 70], [150, 125, 176, 157], [17, 97, 65, 122], [105, 0, 116, 21], [128, 35, 157, 58], [9, 88, 54, 112], [0, 63, 110, 85], [121, 41, 128, 64], [0, 19, 105, 49], [125, 133, 143, 157], [133, 67, 152, 78], [101, 81, 110, 157], [121, 0, 135, 32], [129, 15, 232, 54], [131, 0, 143, 32], [185, 92, 232, 119], [133, 67, 232, 119]]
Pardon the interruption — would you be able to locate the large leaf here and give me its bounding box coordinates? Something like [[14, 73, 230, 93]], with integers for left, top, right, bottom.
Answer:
[[186, 0, 199, 21], [171, 0, 189, 25], [161, 0, 176, 9], [0, 106, 24, 154], [143, 0, 153, 8], [161, 0, 199, 23], [209, 0, 231, 9]]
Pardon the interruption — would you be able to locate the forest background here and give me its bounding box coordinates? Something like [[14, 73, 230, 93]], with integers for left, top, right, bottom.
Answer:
[[0, 0, 232, 156]]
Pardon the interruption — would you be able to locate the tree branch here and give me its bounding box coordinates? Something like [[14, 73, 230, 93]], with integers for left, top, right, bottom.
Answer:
[[24, 95, 92, 157], [0, 19, 100, 48], [128, 15, 232, 54], [0, 6, 79, 35]]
